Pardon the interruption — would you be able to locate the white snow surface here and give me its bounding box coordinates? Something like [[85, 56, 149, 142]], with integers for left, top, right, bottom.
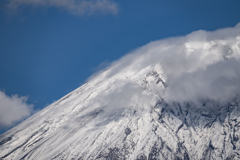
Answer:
[[1, 24, 240, 160]]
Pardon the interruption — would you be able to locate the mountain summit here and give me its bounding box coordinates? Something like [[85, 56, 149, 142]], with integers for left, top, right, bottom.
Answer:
[[1, 24, 240, 160]]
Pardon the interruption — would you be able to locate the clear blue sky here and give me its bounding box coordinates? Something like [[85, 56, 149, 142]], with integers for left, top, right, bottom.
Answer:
[[0, 0, 240, 134]]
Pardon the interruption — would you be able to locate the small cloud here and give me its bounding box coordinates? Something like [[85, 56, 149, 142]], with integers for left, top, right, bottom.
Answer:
[[0, 90, 33, 129], [5, 0, 119, 16]]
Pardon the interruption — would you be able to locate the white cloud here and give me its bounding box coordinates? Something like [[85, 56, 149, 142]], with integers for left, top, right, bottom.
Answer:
[[166, 59, 240, 104], [6, 0, 119, 16], [91, 22, 240, 107], [0, 90, 33, 128]]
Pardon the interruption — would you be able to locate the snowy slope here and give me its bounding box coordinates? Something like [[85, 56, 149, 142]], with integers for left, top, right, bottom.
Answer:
[[1, 25, 240, 160]]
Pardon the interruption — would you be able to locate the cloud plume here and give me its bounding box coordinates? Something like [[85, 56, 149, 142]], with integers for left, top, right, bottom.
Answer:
[[90, 23, 240, 107], [0, 90, 33, 128], [5, 0, 118, 16]]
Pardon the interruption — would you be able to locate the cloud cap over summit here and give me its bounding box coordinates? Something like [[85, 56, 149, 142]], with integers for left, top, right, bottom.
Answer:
[[90, 22, 240, 106]]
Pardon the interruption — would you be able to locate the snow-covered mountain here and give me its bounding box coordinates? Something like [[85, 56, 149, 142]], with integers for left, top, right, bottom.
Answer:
[[1, 24, 240, 160]]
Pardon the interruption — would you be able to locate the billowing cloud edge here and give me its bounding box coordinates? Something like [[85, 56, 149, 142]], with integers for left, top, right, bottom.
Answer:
[[0, 90, 34, 129]]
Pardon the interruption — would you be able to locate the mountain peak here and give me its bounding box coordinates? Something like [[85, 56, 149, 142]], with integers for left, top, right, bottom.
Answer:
[[1, 25, 240, 160]]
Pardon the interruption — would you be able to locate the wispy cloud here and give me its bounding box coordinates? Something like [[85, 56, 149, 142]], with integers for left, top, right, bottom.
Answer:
[[0, 90, 33, 129], [5, 0, 119, 16]]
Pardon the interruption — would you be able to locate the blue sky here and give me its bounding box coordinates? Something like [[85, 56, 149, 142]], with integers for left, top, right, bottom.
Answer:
[[0, 0, 240, 134]]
